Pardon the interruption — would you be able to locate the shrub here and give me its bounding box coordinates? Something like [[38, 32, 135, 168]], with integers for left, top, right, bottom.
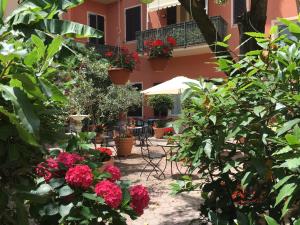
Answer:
[[148, 95, 174, 118], [173, 19, 300, 224]]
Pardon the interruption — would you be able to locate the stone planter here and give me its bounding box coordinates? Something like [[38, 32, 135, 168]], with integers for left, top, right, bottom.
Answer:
[[99, 157, 114, 173], [115, 137, 134, 157], [148, 57, 169, 72], [108, 68, 131, 85], [153, 127, 165, 139]]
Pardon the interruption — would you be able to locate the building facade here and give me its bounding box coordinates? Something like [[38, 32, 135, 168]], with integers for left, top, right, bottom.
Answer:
[[63, 0, 298, 119]]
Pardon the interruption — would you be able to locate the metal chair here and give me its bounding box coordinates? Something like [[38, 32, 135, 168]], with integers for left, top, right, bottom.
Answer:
[[139, 137, 167, 180]]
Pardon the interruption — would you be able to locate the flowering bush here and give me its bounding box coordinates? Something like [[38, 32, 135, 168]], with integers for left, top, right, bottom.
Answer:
[[30, 149, 150, 225], [104, 46, 139, 71], [144, 36, 176, 58], [104, 165, 121, 182]]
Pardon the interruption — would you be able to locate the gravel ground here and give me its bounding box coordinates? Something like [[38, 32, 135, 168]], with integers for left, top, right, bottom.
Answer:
[[114, 143, 202, 225]]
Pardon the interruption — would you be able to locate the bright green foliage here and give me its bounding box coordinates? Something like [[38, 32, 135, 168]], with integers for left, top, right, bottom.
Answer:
[[0, 1, 103, 224], [174, 18, 300, 224], [147, 95, 174, 117], [65, 48, 142, 126]]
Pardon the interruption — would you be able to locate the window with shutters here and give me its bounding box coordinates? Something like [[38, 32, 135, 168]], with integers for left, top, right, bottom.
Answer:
[[125, 6, 141, 42], [233, 0, 246, 24], [128, 83, 143, 117], [88, 13, 105, 45]]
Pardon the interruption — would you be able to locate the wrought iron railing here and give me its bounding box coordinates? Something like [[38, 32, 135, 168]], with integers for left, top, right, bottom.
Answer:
[[136, 16, 227, 52], [87, 43, 120, 56]]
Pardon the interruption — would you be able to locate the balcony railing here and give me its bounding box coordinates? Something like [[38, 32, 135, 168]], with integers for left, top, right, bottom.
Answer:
[[136, 16, 227, 52], [87, 43, 120, 56]]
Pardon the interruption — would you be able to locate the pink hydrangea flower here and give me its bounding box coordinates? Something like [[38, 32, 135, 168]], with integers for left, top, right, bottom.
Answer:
[[129, 185, 150, 215], [35, 162, 53, 182], [104, 165, 121, 182], [46, 158, 59, 169], [65, 165, 93, 189], [57, 152, 84, 168], [94, 180, 122, 209]]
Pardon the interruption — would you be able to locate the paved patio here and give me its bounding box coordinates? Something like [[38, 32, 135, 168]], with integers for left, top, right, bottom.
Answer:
[[115, 143, 202, 225]]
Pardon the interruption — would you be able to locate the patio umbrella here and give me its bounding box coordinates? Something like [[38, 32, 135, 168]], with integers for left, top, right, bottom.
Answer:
[[140, 76, 199, 95]]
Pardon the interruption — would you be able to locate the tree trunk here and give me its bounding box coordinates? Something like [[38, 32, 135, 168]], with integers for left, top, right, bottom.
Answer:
[[178, 0, 233, 62], [296, 0, 300, 13], [238, 0, 268, 55]]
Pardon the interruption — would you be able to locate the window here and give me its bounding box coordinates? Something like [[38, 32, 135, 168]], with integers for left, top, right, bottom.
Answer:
[[233, 0, 246, 24], [128, 83, 143, 117], [88, 13, 105, 45], [167, 6, 177, 25], [125, 6, 141, 42]]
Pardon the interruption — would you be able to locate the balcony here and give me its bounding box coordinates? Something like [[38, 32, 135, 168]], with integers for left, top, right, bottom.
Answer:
[[136, 16, 227, 56]]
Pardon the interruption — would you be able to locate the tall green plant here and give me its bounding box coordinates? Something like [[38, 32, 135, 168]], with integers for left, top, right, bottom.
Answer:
[[173, 19, 300, 224]]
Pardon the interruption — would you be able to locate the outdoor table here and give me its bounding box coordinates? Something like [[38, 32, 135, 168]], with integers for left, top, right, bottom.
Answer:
[[157, 143, 181, 176]]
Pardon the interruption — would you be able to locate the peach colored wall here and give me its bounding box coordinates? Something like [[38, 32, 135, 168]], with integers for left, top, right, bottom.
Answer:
[[64, 0, 298, 119]]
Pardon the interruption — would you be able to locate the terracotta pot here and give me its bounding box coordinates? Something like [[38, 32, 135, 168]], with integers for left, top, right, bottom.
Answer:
[[115, 137, 134, 157], [153, 127, 165, 139], [108, 68, 131, 85], [99, 157, 114, 173], [148, 57, 169, 72]]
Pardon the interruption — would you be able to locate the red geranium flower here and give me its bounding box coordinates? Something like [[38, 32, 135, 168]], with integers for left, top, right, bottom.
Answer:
[[104, 165, 121, 182], [65, 165, 93, 189], [121, 46, 129, 54], [94, 180, 122, 209], [132, 51, 139, 62], [152, 39, 164, 47], [144, 40, 153, 47], [129, 185, 150, 215], [105, 51, 113, 57], [162, 47, 170, 54], [167, 36, 177, 47], [96, 147, 112, 156]]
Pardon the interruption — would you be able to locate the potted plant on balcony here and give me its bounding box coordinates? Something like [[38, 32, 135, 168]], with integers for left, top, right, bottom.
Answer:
[[105, 47, 139, 85], [144, 36, 176, 71]]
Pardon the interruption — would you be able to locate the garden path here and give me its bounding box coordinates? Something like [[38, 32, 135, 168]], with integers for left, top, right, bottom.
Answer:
[[115, 145, 202, 225]]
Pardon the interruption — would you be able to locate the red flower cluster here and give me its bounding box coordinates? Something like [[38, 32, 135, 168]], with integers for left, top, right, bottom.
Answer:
[[35, 162, 53, 182], [129, 185, 150, 215], [231, 188, 258, 206], [143, 37, 176, 58], [164, 127, 174, 135], [104, 46, 139, 71], [104, 165, 121, 182], [94, 180, 122, 208], [57, 152, 84, 168], [65, 165, 93, 189], [96, 147, 113, 156]]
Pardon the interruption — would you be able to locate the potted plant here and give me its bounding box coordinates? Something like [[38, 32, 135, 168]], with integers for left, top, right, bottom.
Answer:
[[153, 120, 168, 139], [94, 146, 114, 172], [114, 126, 134, 157], [144, 36, 176, 71], [105, 47, 139, 85], [147, 94, 174, 118]]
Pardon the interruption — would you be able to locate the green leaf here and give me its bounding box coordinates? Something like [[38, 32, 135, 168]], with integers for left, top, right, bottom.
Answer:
[[245, 32, 266, 38], [121, 189, 131, 207], [0, 85, 40, 135], [49, 178, 65, 189], [39, 78, 66, 103], [273, 175, 294, 190], [241, 171, 253, 191], [40, 203, 59, 216], [275, 183, 297, 206], [288, 22, 300, 33], [82, 193, 104, 204], [285, 134, 300, 145], [0, 0, 8, 23], [31, 35, 46, 58], [216, 41, 229, 48], [209, 115, 217, 125], [46, 36, 63, 60], [264, 215, 280, 225], [294, 219, 300, 225], [277, 119, 300, 136], [203, 139, 212, 158], [246, 50, 262, 56], [272, 146, 293, 156], [223, 34, 231, 42], [59, 203, 74, 218], [32, 184, 52, 196], [59, 185, 74, 197], [222, 161, 240, 173], [280, 158, 300, 170], [253, 106, 266, 117], [80, 206, 96, 220]]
